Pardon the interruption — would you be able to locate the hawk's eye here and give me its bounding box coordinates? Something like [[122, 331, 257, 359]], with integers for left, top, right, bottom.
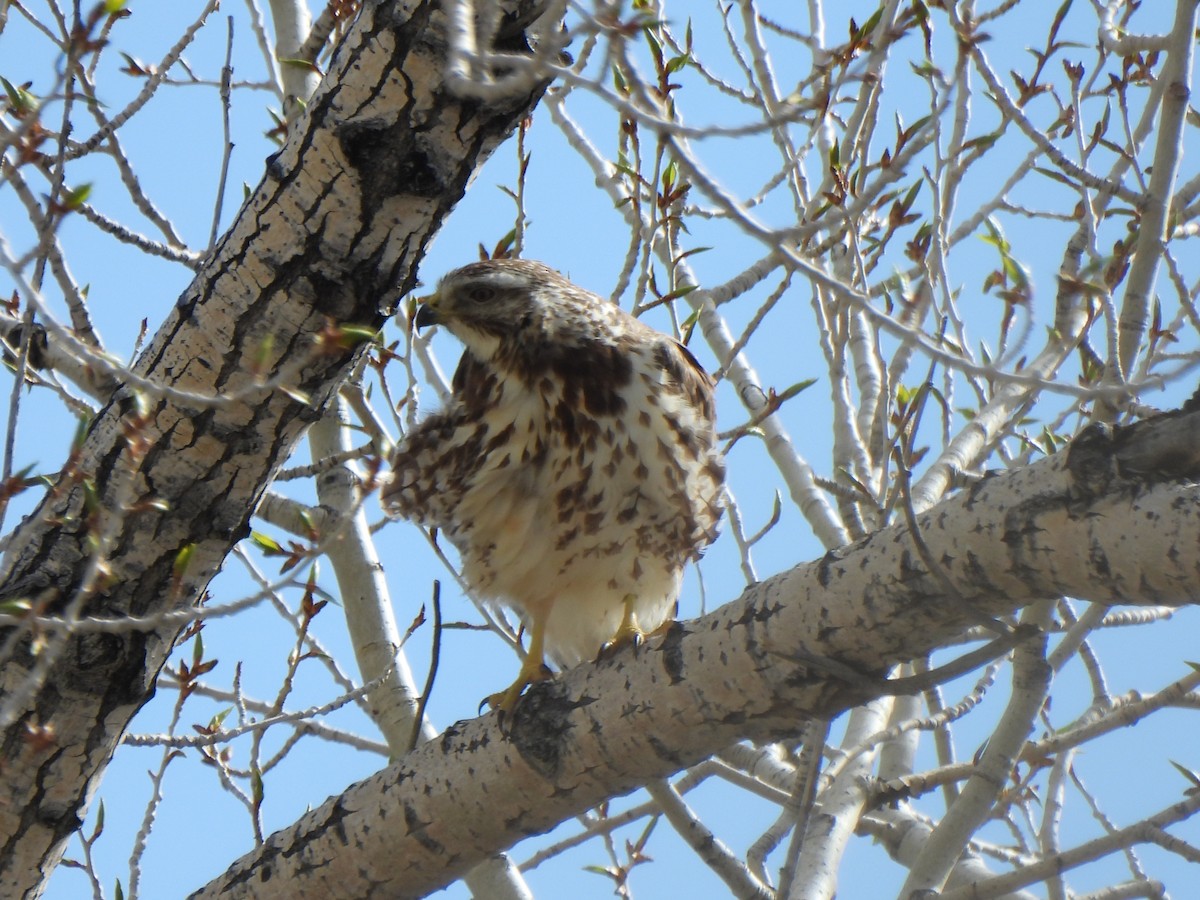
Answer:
[[466, 285, 496, 303]]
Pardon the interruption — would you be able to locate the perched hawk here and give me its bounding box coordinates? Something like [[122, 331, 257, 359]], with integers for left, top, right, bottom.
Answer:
[[382, 259, 724, 709]]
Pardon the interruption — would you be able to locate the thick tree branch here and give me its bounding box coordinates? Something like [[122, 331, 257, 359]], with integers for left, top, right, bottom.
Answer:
[[0, 2, 550, 895], [192, 405, 1200, 899]]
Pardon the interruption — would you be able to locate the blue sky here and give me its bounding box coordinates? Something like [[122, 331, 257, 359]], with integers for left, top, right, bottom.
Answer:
[[3, 1, 1200, 898]]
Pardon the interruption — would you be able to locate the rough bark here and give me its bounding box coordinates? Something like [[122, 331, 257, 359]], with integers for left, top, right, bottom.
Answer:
[[191, 406, 1200, 899], [0, 2, 550, 896]]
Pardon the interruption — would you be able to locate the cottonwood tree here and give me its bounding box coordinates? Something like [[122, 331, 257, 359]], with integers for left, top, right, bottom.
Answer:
[[2, 1, 1199, 898]]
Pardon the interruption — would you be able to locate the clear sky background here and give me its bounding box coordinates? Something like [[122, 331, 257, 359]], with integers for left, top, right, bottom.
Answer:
[[3, 1, 1199, 898]]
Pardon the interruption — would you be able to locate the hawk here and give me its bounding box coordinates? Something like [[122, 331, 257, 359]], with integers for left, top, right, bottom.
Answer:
[[382, 259, 724, 710]]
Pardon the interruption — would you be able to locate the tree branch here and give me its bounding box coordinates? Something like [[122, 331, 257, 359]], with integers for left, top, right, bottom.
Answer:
[[192, 404, 1200, 898], [0, 2, 551, 895]]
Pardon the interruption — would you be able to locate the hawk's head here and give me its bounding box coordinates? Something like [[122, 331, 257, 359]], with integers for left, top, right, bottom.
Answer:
[[414, 259, 623, 370]]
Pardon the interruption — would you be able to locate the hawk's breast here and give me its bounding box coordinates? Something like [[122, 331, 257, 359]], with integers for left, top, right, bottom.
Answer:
[[385, 314, 724, 665], [431, 337, 722, 662]]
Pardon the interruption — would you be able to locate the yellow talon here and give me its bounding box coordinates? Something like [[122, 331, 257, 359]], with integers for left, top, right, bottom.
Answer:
[[598, 594, 650, 659], [485, 615, 551, 715], [613, 594, 647, 646]]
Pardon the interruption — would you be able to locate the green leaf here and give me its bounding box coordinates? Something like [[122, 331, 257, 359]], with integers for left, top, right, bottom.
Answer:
[[94, 800, 105, 834], [208, 707, 232, 731], [251, 768, 264, 807], [959, 130, 1000, 155], [612, 65, 628, 94], [642, 25, 663, 65], [662, 284, 698, 302], [250, 531, 284, 555], [297, 508, 318, 539], [252, 333, 275, 377], [278, 385, 312, 405], [1032, 166, 1079, 189], [1049, 0, 1074, 42], [673, 247, 712, 269], [0, 77, 39, 116], [854, 7, 884, 41], [612, 161, 640, 179], [1170, 759, 1200, 790], [335, 325, 381, 347], [0, 597, 31, 615], [307, 582, 339, 605], [662, 159, 678, 191], [979, 217, 1031, 298], [72, 414, 92, 450], [665, 53, 690, 75], [278, 57, 322, 75], [900, 114, 932, 144], [173, 543, 196, 580], [679, 310, 699, 344], [490, 227, 517, 259], [980, 221, 1010, 256], [82, 478, 101, 516], [63, 183, 92, 210]]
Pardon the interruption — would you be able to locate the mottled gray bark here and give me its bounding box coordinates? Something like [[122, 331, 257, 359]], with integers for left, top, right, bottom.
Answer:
[[0, 2, 549, 896], [192, 407, 1200, 899]]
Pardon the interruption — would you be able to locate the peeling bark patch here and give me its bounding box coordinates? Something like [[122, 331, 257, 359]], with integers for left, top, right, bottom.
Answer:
[[647, 734, 685, 767], [438, 723, 461, 754], [782, 663, 825, 691], [1089, 538, 1112, 579], [896, 549, 926, 584], [1071, 411, 1200, 492], [1066, 423, 1117, 499], [659, 621, 687, 684], [306, 269, 358, 321], [264, 150, 287, 182], [816, 625, 840, 643], [73, 633, 122, 673], [508, 680, 576, 779], [402, 802, 444, 854], [337, 120, 446, 198], [729, 598, 778, 630], [437, 721, 491, 756], [962, 470, 998, 509], [962, 550, 989, 589], [817, 549, 836, 587], [218, 796, 353, 890]]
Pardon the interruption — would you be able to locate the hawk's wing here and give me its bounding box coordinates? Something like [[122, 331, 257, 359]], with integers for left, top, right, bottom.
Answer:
[[649, 335, 718, 440], [382, 351, 496, 529], [636, 334, 724, 555], [659, 338, 716, 424]]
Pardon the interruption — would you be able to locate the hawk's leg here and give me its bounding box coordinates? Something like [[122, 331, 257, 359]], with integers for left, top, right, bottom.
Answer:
[[486, 614, 552, 714], [599, 594, 659, 658]]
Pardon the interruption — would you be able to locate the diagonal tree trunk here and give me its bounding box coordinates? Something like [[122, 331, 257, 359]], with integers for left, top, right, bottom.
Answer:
[[0, 3, 551, 895], [191, 407, 1200, 899]]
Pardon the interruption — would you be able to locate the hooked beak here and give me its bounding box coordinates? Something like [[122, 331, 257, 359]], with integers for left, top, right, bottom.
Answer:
[[413, 301, 440, 330]]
